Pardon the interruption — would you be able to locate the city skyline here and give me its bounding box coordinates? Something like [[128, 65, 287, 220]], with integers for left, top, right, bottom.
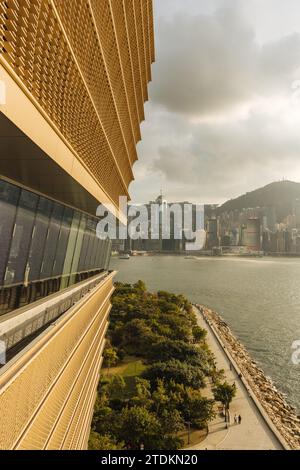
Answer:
[[131, 0, 300, 204], [130, 178, 300, 207]]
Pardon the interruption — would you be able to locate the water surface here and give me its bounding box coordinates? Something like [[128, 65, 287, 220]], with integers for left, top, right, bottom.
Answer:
[[110, 255, 300, 412]]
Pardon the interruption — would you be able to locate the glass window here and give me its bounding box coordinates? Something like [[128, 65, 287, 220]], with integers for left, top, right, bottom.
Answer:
[[0, 181, 20, 285], [52, 207, 73, 277], [62, 211, 81, 276], [5, 189, 38, 286], [28, 197, 53, 282], [85, 219, 98, 270], [71, 215, 86, 275], [94, 238, 102, 270], [78, 217, 94, 272], [0, 178, 109, 290], [40, 203, 64, 279], [98, 239, 106, 270]]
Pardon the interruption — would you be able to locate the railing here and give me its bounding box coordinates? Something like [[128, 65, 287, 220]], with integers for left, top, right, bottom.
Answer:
[[1, 272, 108, 355]]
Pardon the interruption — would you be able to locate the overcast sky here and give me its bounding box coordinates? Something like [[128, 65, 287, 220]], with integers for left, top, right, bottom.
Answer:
[[129, 0, 300, 204]]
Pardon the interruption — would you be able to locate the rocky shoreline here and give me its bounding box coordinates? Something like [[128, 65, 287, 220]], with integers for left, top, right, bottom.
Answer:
[[196, 304, 300, 450]]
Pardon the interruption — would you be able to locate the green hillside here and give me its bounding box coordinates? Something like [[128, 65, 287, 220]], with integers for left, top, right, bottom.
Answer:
[[218, 181, 300, 220]]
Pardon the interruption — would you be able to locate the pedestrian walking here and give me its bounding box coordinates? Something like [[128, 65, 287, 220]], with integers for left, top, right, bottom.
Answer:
[[234, 414, 238, 425]]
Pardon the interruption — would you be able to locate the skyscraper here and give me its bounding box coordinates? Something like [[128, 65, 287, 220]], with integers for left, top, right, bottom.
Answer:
[[206, 218, 220, 250], [240, 219, 262, 251], [0, 0, 154, 450]]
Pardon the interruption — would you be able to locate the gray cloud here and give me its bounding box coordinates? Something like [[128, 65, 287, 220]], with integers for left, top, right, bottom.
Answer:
[[152, 6, 300, 116], [151, 109, 300, 202], [130, 1, 300, 204]]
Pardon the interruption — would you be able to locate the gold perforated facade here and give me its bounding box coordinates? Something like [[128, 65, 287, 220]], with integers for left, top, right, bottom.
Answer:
[[0, 273, 115, 450], [0, 0, 154, 450], [0, 0, 155, 213]]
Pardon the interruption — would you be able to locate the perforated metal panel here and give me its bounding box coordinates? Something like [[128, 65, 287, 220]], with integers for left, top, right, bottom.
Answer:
[[122, 0, 145, 123], [0, 0, 155, 450], [110, 0, 141, 144], [0, 273, 115, 450], [133, 0, 148, 102], [0, 0, 155, 208]]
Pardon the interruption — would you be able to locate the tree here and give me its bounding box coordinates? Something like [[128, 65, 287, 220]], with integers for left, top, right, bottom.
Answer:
[[143, 360, 205, 389], [107, 375, 126, 401], [119, 319, 155, 355], [88, 432, 120, 450], [147, 339, 211, 370], [160, 409, 185, 434], [211, 368, 225, 385], [103, 347, 118, 375], [182, 388, 215, 429], [213, 381, 237, 417], [92, 405, 116, 436], [157, 291, 188, 310], [90, 281, 218, 451], [117, 406, 161, 449], [152, 379, 168, 414], [150, 313, 193, 342], [192, 326, 207, 343], [94, 386, 109, 409], [131, 378, 152, 408], [133, 280, 147, 292]]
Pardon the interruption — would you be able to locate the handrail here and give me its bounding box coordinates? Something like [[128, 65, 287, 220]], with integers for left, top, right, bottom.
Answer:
[[1, 272, 108, 354]]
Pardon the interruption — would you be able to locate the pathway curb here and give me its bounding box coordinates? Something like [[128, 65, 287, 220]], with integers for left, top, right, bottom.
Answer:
[[195, 305, 290, 450]]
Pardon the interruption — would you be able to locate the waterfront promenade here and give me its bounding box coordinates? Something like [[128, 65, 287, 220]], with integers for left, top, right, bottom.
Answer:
[[187, 308, 283, 450]]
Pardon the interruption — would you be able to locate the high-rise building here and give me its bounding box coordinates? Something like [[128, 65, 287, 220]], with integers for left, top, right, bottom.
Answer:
[[240, 218, 262, 251], [206, 218, 220, 249], [293, 199, 300, 228], [0, 0, 154, 450], [120, 196, 204, 253]]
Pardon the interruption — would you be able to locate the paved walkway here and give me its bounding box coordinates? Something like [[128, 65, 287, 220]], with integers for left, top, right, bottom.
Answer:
[[187, 309, 282, 450]]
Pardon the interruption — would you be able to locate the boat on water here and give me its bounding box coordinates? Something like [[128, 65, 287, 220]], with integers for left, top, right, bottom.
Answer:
[[119, 254, 130, 260]]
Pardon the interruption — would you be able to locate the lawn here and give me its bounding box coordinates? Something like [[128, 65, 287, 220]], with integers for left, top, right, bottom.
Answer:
[[102, 356, 146, 378], [102, 357, 146, 399]]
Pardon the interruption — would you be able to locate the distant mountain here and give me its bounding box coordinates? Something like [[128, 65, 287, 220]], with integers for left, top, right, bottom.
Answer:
[[218, 181, 300, 221]]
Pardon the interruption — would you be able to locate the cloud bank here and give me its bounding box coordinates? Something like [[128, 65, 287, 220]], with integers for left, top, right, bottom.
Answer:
[[131, 1, 300, 204]]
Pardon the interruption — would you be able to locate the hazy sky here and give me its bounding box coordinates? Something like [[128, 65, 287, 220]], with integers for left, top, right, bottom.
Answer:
[[130, 0, 300, 204]]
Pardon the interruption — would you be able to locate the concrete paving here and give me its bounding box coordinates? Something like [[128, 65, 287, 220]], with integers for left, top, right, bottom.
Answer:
[[187, 310, 283, 450]]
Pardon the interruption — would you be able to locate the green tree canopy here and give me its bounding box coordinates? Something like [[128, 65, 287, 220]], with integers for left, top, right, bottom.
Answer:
[[143, 360, 206, 389], [213, 381, 237, 410], [182, 388, 215, 428], [89, 432, 120, 450], [130, 378, 152, 408], [192, 326, 207, 343], [103, 347, 118, 370], [117, 406, 161, 449]]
